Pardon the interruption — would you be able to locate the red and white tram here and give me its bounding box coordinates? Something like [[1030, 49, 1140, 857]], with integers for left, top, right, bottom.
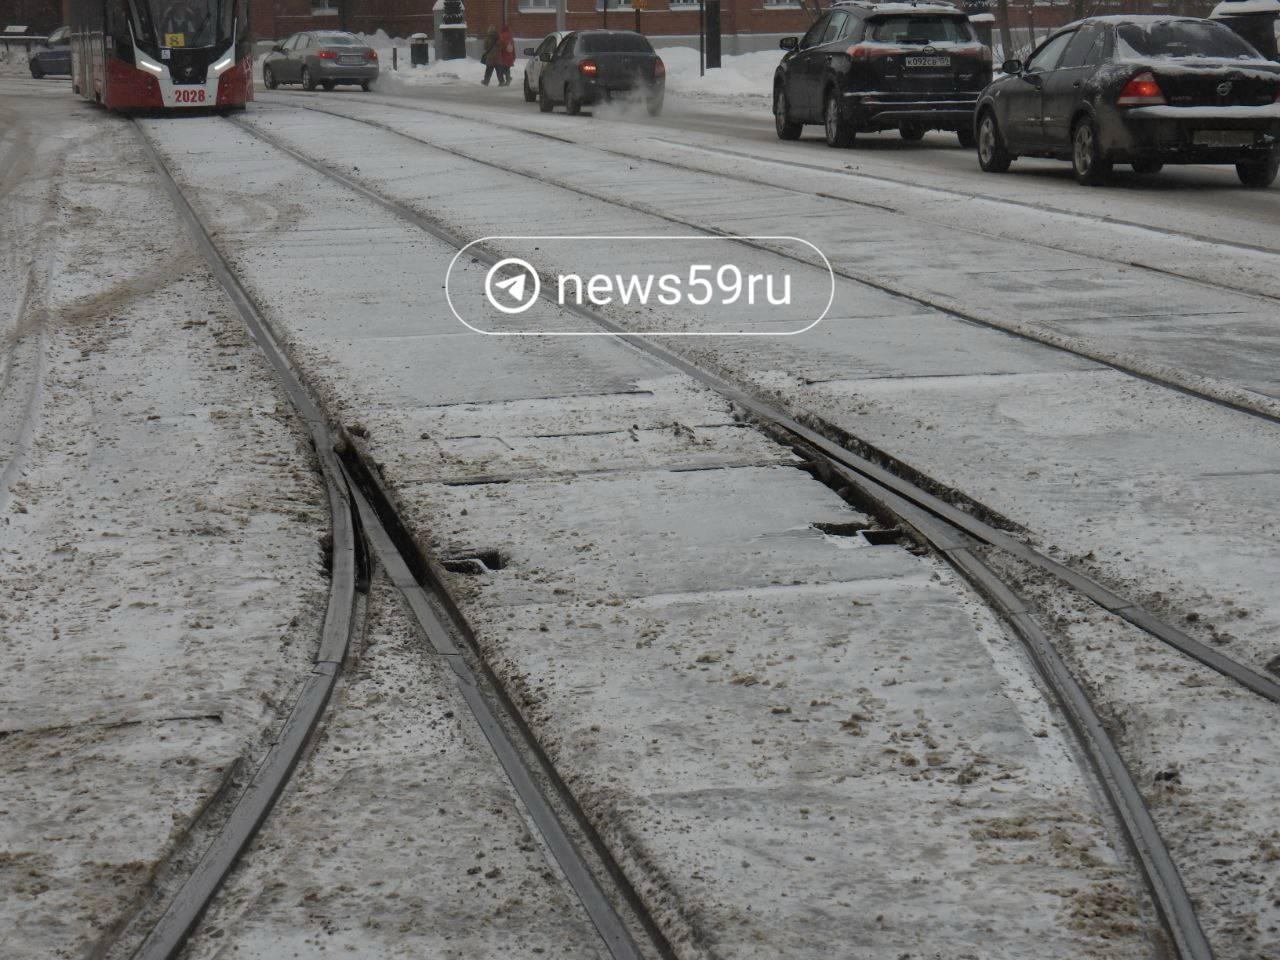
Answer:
[[68, 0, 252, 110]]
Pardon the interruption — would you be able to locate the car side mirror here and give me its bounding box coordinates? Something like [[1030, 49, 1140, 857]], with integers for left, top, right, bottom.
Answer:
[[272, 43, 285, 52], [1001, 58, 1021, 74], [779, 36, 798, 51], [523, 46, 535, 56]]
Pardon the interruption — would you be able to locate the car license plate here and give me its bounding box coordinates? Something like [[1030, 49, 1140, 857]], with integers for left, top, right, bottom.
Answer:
[[1193, 130, 1254, 147], [905, 56, 950, 67], [339, 55, 363, 64]]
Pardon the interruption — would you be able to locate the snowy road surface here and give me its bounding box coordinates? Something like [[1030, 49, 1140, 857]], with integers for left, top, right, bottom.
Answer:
[[3, 65, 1280, 960]]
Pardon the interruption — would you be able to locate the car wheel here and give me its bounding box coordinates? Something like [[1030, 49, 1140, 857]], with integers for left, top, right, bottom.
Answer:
[[301, 67, 316, 91], [538, 79, 554, 112], [646, 93, 663, 117], [823, 89, 855, 148], [30, 61, 44, 79], [263, 65, 278, 89], [976, 111, 1012, 173], [899, 122, 925, 142], [361, 79, 371, 91], [565, 84, 581, 116], [956, 125, 975, 149], [1071, 118, 1111, 186], [523, 72, 538, 103], [1131, 159, 1162, 175], [774, 86, 802, 141], [1236, 150, 1279, 188], [321, 80, 334, 91]]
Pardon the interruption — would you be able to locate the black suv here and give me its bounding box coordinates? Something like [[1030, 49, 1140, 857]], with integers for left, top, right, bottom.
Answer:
[[773, 0, 992, 148]]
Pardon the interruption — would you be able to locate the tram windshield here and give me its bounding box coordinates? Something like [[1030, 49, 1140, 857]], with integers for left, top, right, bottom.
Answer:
[[136, 0, 234, 48]]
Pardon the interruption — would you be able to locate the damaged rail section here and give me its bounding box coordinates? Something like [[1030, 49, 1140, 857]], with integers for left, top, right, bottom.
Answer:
[[129, 121, 660, 960]]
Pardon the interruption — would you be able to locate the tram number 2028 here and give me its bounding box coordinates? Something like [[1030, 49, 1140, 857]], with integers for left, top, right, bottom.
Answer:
[[174, 88, 207, 104]]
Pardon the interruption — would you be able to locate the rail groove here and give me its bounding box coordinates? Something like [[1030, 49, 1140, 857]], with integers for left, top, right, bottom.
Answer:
[[226, 113, 1226, 958], [132, 119, 659, 960], [274, 93, 1280, 425]]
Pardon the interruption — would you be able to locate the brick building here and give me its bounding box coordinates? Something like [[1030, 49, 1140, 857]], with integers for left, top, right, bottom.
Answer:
[[249, 0, 814, 45], [247, 0, 1223, 49]]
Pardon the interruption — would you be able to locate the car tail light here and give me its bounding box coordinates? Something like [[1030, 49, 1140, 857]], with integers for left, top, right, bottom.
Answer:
[[954, 43, 993, 63], [317, 49, 336, 59], [653, 57, 665, 78], [368, 49, 377, 60], [846, 44, 882, 61], [579, 59, 598, 76], [1116, 71, 1165, 106]]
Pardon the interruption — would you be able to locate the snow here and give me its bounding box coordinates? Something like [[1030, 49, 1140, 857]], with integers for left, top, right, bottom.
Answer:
[[180, 578, 610, 959], [138, 105, 1169, 957], [0, 84, 328, 958], [657, 47, 779, 103], [326, 31, 782, 104], [1128, 103, 1280, 118], [199, 94, 1280, 953], [8, 45, 1280, 957], [1211, 0, 1280, 15]]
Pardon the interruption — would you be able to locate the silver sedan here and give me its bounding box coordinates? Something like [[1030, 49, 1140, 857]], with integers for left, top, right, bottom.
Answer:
[[263, 31, 379, 92]]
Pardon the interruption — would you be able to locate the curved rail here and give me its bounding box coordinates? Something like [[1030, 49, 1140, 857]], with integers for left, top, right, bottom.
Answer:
[[128, 119, 362, 960], [225, 113, 1220, 959], [132, 119, 656, 960]]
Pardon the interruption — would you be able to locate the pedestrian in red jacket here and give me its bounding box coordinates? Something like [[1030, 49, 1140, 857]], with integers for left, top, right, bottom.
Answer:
[[497, 25, 516, 87]]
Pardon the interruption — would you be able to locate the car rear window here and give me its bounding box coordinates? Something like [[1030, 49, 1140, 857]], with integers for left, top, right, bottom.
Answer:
[[582, 33, 654, 54], [315, 33, 361, 45], [1116, 20, 1260, 59], [867, 16, 974, 44]]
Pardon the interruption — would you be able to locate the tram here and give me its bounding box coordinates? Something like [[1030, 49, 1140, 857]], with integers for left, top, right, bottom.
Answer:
[[68, 0, 252, 110]]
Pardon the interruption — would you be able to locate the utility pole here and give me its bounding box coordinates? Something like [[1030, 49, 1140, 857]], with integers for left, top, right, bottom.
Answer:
[[698, 0, 704, 76], [556, 0, 565, 31]]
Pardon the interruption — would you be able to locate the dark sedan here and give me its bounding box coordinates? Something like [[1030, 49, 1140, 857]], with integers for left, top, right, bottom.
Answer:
[[975, 16, 1280, 186], [28, 25, 71, 78], [537, 30, 665, 117]]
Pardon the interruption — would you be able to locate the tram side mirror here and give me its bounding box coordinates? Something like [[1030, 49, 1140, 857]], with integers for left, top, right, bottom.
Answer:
[[779, 36, 798, 51], [1001, 58, 1022, 74]]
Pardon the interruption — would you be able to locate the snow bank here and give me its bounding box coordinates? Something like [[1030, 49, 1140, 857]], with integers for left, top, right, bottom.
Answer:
[[658, 46, 777, 102], [338, 32, 780, 101], [378, 54, 489, 91]]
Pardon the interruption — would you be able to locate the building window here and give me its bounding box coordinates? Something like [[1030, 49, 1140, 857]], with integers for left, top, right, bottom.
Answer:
[[311, 1, 338, 14], [519, 0, 555, 9], [762, 0, 801, 6], [597, 0, 634, 9]]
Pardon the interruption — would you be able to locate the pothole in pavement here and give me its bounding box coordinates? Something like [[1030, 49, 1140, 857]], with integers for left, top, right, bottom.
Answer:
[[441, 549, 508, 575]]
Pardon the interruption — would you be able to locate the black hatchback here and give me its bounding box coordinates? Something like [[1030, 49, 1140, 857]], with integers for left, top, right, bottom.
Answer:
[[975, 16, 1280, 186], [773, 0, 992, 148]]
